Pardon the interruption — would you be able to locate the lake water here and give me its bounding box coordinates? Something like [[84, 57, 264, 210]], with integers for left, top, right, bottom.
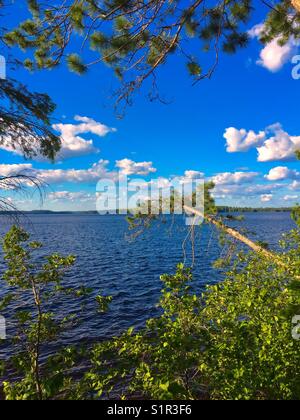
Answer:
[[0, 212, 295, 355]]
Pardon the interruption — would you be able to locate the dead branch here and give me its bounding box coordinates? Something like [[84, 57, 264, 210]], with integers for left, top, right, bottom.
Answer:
[[184, 205, 290, 270]]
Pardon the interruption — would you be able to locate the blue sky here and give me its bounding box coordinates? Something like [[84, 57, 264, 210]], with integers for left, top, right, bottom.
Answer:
[[1, 2, 300, 210]]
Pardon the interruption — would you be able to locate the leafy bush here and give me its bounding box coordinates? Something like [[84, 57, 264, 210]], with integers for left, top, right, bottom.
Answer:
[[82, 213, 300, 400], [0, 219, 299, 400], [0, 226, 111, 400]]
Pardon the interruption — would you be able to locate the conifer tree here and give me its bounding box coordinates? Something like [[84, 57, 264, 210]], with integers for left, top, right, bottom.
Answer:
[[0, 0, 60, 161], [0, 1, 60, 209], [4, 1, 300, 108]]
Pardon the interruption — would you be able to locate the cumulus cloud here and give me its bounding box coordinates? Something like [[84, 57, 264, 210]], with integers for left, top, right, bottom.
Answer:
[[224, 127, 266, 153], [38, 159, 116, 184], [0, 116, 116, 161], [265, 166, 300, 181], [257, 38, 297, 72], [0, 158, 159, 187], [257, 124, 300, 162], [176, 170, 205, 186], [249, 23, 299, 72], [224, 123, 300, 162], [0, 160, 115, 186], [115, 159, 157, 176], [212, 171, 259, 185], [183, 170, 205, 179], [260, 194, 273, 203], [4, 159, 295, 209], [52, 116, 116, 160], [0, 163, 33, 177]]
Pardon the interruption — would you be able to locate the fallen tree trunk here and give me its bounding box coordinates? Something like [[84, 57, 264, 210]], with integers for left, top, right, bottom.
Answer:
[[184, 205, 288, 269]]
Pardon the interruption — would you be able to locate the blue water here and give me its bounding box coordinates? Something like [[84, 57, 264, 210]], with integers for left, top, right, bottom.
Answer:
[[0, 212, 295, 354]]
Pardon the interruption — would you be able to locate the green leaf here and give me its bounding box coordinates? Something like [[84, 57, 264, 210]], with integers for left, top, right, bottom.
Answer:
[[67, 54, 87, 75], [187, 61, 202, 76]]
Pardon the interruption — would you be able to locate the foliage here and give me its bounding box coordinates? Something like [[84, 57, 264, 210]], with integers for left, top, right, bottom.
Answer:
[[1, 214, 300, 399], [0, 78, 60, 161], [0, 2, 61, 211], [79, 207, 300, 400], [0, 226, 111, 400], [126, 182, 217, 238], [201, 252, 300, 399], [0, 2, 60, 161], [82, 264, 206, 400], [260, 0, 300, 45], [5, 0, 300, 109]]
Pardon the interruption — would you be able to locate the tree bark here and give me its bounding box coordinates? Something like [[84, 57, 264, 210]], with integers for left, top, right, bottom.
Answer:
[[184, 205, 287, 269]]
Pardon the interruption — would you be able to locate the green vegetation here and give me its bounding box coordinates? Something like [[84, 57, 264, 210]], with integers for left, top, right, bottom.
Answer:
[[218, 206, 294, 213], [1, 212, 299, 400], [0, 2, 61, 212], [0, 0, 299, 401], [5, 0, 300, 109], [0, 226, 111, 400]]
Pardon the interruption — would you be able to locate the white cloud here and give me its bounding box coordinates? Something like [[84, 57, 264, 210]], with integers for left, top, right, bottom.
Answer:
[[224, 123, 300, 162], [212, 171, 259, 185], [224, 127, 266, 153], [0, 158, 159, 187], [0, 163, 38, 191], [248, 23, 265, 39], [0, 163, 33, 177], [0, 160, 115, 186], [177, 170, 205, 186], [115, 158, 157, 176], [257, 38, 297, 72], [213, 182, 282, 198], [283, 194, 298, 201], [38, 159, 115, 184], [52, 116, 116, 160], [183, 170, 205, 179], [246, 184, 281, 195], [257, 124, 300, 162], [265, 166, 300, 181], [249, 23, 299, 72], [149, 177, 171, 189], [290, 180, 300, 190], [3, 160, 297, 209], [48, 191, 94, 202], [260, 194, 273, 203], [0, 116, 116, 161]]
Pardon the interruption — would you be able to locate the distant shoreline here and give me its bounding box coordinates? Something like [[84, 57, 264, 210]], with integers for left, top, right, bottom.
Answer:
[[0, 207, 293, 215]]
